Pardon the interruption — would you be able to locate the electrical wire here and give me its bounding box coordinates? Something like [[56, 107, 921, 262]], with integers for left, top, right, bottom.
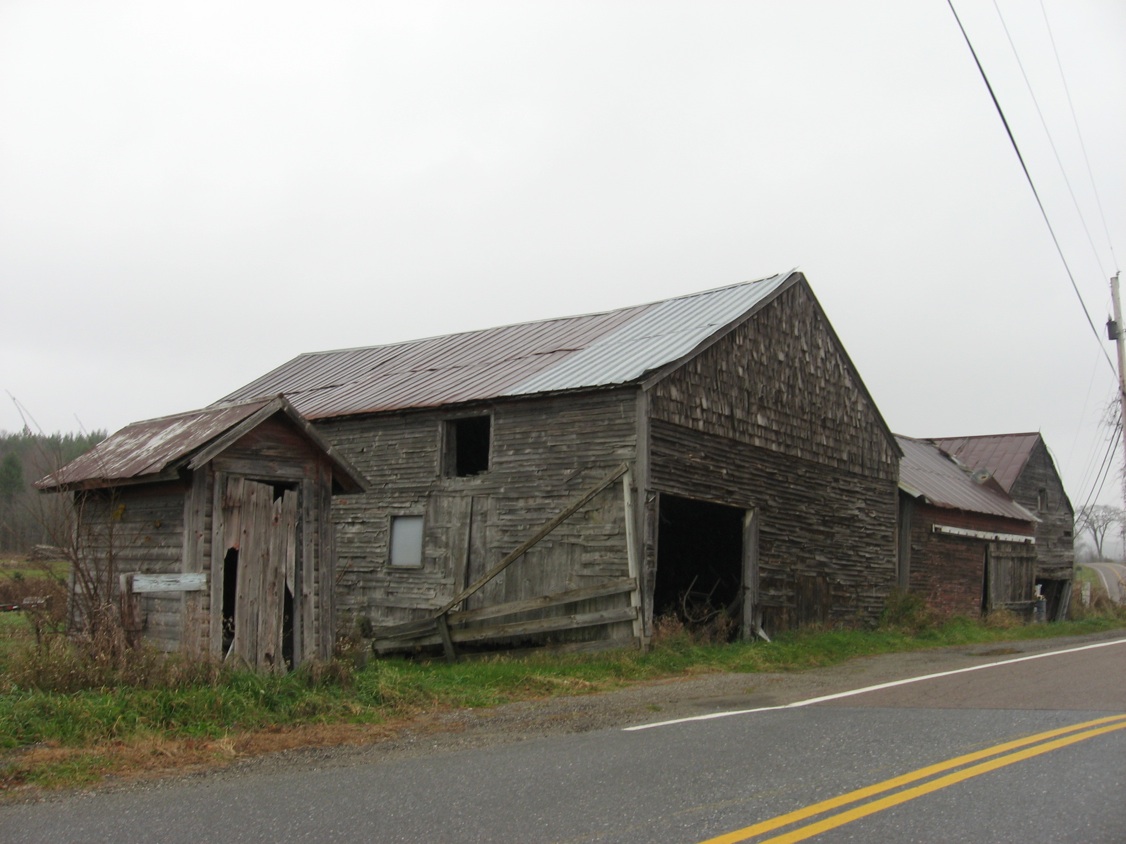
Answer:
[[946, 0, 1115, 376], [1039, 0, 1120, 275], [992, 0, 1108, 281], [1074, 409, 1122, 532]]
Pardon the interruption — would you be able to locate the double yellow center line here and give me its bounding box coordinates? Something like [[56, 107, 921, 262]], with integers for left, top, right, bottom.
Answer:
[[699, 713, 1126, 844]]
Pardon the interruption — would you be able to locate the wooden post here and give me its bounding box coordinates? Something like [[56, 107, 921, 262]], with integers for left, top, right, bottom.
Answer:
[[622, 467, 646, 650], [1110, 273, 1126, 518]]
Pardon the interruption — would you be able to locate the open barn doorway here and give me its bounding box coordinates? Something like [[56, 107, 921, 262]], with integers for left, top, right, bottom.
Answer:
[[653, 494, 750, 640]]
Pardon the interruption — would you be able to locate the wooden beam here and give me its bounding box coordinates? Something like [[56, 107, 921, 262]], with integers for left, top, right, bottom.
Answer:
[[449, 606, 637, 644], [447, 579, 636, 626], [622, 467, 644, 648], [433, 462, 629, 617], [435, 614, 457, 663]]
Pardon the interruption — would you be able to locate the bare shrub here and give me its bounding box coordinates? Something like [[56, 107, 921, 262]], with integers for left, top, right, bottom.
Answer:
[[1, 634, 229, 694]]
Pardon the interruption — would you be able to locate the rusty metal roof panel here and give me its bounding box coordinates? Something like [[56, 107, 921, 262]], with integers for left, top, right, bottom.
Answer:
[[930, 433, 1041, 494], [219, 273, 796, 418], [38, 399, 274, 489], [897, 435, 1036, 523]]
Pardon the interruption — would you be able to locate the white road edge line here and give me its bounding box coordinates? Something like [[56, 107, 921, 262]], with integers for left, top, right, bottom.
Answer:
[[623, 637, 1126, 732]]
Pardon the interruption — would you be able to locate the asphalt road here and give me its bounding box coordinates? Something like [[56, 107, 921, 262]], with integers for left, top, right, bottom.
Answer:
[[2, 636, 1124, 843]]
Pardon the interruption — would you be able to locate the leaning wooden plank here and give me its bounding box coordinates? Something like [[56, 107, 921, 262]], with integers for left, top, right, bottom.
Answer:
[[372, 634, 443, 654], [435, 614, 457, 663], [450, 606, 637, 644], [437, 462, 629, 616], [621, 467, 644, 647], [370, 617, 442, 639], [445, 578, 636, 627]]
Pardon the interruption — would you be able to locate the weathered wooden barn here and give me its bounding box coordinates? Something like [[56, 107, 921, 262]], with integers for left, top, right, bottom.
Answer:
[[896, 436, 1038, 617], [37, 397, 366, 671], [932, 433, 1074, 620], [221, 272, 902, 655]]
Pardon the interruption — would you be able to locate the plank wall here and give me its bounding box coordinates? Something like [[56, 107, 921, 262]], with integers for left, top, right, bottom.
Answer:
[[76, 483, 188, 651], [320, 390, 638, 639], [1008, 438, 1075, 582]]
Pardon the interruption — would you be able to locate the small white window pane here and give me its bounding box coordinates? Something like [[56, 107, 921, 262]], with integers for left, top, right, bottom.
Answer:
[[390, 515, 424, 566]]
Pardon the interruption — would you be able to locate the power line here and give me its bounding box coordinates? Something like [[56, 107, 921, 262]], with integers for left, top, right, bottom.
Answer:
[[1039, 0, 1120, 275], [1075, 408, 1122, 530], [946, 0, 1115, 377], [991, 0, 1109, 281]]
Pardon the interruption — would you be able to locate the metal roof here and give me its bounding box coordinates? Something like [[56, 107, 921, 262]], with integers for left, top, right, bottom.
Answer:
[[37, 397, 367, 492], [930, 433, 1042, 494], [896, 435, 1036, 523], [219, 272, 796, 419]]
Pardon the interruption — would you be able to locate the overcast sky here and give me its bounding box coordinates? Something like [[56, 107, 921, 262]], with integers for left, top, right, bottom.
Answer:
[[2, 1, 1123, 509]]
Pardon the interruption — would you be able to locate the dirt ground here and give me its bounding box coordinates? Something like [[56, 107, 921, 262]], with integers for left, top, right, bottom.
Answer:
[[6, 628, 1123, 802]]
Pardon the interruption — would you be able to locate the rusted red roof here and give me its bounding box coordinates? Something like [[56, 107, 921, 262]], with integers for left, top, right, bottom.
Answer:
[[37, 397, 366, 492], [930, 433, 1042, 494], [219, 273, 798, 419], [897, 435, 1036, 524]]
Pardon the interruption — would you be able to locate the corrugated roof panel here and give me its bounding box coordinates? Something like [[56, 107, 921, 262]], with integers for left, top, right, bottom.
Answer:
[[897, 436, 1036, 523], [218, 275, 797, 418], [39, 400, 273, 488], [931, 433, 1041, 494], [506, 274, 791, 395]]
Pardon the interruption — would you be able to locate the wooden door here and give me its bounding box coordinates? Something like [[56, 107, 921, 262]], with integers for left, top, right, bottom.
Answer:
[[222, 477, 298, 672]]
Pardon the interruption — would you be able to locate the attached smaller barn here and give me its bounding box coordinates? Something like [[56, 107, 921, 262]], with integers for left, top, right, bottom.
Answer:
[[897, 436, 1038, 617], [933, 432, 1075, 619], [37, 396, 366, 671]]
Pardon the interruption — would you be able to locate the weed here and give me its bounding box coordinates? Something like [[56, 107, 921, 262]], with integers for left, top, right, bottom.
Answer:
[[879, 588, 938, 633]]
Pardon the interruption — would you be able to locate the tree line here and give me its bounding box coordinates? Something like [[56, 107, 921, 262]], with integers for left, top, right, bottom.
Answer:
[[0, 430, 106, 554]]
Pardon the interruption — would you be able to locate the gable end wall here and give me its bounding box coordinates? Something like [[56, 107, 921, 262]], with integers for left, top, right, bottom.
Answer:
[[646, 281, 899, 630], [1009, 440, 1074, 580]]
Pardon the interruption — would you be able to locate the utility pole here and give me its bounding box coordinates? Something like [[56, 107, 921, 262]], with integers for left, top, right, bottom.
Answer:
[[1107, 273, 1126, 515]]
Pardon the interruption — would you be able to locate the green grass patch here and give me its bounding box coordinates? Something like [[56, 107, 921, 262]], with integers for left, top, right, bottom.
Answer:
[[0, 558, 70, 582], [2, 613, 1124, 790], [1074, 564, 1110, 593]]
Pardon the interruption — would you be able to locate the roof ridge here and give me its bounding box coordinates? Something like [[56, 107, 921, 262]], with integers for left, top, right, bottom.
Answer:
[[293, 272, 793, 359]]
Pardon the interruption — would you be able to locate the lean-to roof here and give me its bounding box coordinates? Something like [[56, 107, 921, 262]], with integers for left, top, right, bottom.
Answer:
[[219, 272, 797, 419], [37, 396, 366, 492]]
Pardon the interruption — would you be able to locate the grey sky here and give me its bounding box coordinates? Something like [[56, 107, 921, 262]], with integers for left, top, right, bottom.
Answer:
[[2, 1, 1123, 510]]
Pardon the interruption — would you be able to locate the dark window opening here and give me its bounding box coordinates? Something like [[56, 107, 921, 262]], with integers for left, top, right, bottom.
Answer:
[[446, 416, 491, 476], [222, 547, 239, 655], [654, 494, 744, 639]]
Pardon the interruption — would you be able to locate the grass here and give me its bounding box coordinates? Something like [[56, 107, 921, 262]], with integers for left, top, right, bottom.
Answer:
[[1, 609, 1124, 792], [0, 558, 70, 581]]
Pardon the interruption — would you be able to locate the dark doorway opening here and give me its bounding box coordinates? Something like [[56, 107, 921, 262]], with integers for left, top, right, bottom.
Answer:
[[282, 583, 295, 669], [1037, 578, 1069, 621], [221, 547, 239, 655], [654, 494, 745, 638]]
